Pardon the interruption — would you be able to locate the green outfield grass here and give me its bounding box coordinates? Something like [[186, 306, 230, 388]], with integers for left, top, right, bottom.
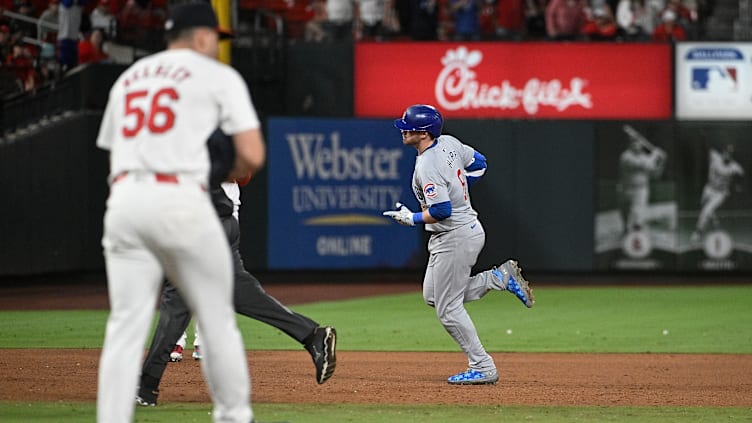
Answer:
[[2, 286, 751, 353], [3, 402, 751, 423], [1, 285, 751, 422]]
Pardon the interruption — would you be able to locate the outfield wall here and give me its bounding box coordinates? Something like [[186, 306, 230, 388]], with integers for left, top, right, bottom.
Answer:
[[1, 42, 750, 277]]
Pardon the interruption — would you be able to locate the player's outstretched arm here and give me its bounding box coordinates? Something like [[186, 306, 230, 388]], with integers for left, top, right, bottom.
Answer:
[[383, 202, 446, 226]]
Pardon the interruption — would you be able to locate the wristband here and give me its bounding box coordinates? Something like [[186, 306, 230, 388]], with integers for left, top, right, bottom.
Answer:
[[413, 212, 424, 224]]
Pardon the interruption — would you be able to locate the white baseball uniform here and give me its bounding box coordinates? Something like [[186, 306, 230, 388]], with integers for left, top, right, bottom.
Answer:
[[96, 48, 259, 423], [172, 182, 239, 353]]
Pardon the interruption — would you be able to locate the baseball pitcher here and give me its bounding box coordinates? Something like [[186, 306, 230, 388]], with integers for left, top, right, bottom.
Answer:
[[95, 3, 265, 422]]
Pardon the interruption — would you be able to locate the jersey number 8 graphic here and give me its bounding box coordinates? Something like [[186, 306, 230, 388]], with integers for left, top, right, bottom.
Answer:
[[122, 88, 179, 138]]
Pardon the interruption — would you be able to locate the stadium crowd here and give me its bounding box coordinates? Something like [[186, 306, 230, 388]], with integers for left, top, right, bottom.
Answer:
[[0, 0, 720, 98]]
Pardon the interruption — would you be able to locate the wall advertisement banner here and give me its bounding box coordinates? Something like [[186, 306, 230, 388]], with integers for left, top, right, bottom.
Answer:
[[594, 122, 677, 270], [267, 118, 422, 270], [355, 43, 672, 119], [675, 43, 752, 120]]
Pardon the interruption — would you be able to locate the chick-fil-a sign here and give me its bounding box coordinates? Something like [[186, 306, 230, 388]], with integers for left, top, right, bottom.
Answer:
[[355, 43, 672, 119]]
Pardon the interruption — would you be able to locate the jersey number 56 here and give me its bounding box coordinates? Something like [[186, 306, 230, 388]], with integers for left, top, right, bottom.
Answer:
[[122, 88, 179, 138]]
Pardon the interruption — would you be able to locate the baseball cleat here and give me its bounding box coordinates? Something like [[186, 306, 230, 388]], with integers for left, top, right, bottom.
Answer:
[[447, 368, 499, 385], [135, 385, 158, 406], [493, 260, 534, 308], [135, 395, 156, 406], [192, 345, 202, 360], [305, 326, 337, 384], [169, 344, 183, 362]]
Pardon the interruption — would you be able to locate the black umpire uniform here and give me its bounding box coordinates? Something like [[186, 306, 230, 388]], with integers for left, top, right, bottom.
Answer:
[[136, 186, 335, 406]]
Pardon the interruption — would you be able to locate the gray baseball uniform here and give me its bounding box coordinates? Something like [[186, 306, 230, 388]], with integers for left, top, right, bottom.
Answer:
[[414, 134, 507, 375], [387, 104, 533, 385]]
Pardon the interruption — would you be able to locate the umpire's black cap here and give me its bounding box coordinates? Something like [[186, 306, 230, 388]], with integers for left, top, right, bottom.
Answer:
[[165, 2, 234, 39]]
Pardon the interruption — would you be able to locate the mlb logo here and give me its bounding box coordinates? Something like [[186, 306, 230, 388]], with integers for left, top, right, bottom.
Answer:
[[691, 66, 737, 92], [423, 183, 437, 198]]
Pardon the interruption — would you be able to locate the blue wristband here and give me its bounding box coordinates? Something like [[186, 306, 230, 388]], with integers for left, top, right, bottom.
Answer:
[[413, 212, 424, 224]]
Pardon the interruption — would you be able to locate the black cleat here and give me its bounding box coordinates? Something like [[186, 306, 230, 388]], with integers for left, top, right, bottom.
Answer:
[[305, 326, 337, 384]]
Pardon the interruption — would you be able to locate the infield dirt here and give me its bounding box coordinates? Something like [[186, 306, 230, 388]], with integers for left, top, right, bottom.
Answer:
[[1, 280, 751, 407]]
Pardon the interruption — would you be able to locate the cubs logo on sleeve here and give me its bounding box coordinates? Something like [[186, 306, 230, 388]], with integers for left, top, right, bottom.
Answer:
[[423, 183, 437, 198]]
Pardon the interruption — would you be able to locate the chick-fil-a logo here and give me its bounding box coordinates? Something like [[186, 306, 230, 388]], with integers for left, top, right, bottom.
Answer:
[[434, 47, 593, 115]]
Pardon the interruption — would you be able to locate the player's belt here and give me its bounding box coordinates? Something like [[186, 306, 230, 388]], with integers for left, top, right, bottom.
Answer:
[[113, 172, 179, 184]]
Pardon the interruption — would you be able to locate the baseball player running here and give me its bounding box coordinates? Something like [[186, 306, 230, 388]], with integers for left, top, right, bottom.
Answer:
[[95, 3, 265, 422], [136, 165, 337, 407], [691, 144, 745, 243], [383, 104, 534, 385]]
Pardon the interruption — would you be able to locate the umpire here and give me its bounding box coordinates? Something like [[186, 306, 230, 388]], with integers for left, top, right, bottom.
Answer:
[[136, 130, 337, 406]]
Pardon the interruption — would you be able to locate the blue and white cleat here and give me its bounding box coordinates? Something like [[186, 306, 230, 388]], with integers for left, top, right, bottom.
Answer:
[[447, 368, 499, 385], [493, 260, 534, 308]]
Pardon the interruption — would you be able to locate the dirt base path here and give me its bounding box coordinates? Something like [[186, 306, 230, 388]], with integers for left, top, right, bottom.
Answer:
[[1, 278, 751, 407], [2, 349, 751, 406]]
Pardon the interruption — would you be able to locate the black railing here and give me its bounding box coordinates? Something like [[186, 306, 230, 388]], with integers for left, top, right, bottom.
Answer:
[[1, 64, 127, 138]]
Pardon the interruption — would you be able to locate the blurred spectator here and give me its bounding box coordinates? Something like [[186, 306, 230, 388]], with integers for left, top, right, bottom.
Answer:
[[524, 0, 548, 38], [478, 0, 494, 39], [324, 0, 355, 40], [408, 0, 438, 40], [615, 0, 654, 40], [117, 0, 146, 45], [0, 24, 11, 60], [546, 0, 584, 40], [494, 0, 526, 40], [0, 3, 9, 24], [37, 0, 59, 42], [90, 0, 116, 38], [448, 0, 480, 40], [305, 0, 330, 41], [11, 1, 36, 39], [78, 27, 108, 63], [5, 41, 36, 91], [355, 0, 388, 40], [36, 41, 58, 83], [382, 0, 401, 37], [58, 0, 86, 72], [581, 3, 617, 39], [665, 0, 695, 24], [393, 0, 410, 38], [651, 8, 685, 41], [664, 0, 697, 37]]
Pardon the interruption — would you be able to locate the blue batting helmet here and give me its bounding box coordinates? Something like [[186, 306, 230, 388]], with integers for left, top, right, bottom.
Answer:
[[393, 104, 443, 138]]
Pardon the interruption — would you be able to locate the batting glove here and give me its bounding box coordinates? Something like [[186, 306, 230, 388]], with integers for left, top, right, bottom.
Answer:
[[383, 202, 418, 226]]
